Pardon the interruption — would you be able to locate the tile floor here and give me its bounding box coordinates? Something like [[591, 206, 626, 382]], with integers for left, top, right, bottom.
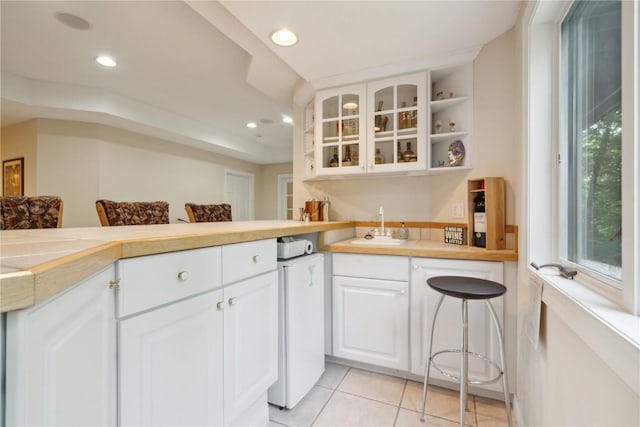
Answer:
[[268, 362, 512, 427]]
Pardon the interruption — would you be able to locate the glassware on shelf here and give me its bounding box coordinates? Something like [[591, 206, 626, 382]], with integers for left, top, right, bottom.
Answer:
[[375, 148, 385, 164], [448, 119, 456, 132], [399, 101, 411, 129], [397, 142, 404, 163], [329, 147, 339, 167], [434, 120, 442, 134], [342, 145, 352, 166]]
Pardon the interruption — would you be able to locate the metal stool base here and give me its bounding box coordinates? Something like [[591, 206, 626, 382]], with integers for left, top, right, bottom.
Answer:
[[430, 349, 504, 386], [419, 293, 512, 427]]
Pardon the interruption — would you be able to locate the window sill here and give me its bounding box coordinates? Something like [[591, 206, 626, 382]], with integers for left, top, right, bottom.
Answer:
[[530, 267, 640, 395]]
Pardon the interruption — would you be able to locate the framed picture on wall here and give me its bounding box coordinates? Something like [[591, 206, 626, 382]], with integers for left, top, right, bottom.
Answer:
[[3, 157, 24, 196]]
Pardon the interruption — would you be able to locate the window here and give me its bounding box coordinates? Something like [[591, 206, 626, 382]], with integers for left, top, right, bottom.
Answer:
[[561, 0, 622, 283]]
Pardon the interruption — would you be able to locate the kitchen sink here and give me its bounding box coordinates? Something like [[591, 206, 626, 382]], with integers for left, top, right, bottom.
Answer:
[[351, 237, 406, 246]]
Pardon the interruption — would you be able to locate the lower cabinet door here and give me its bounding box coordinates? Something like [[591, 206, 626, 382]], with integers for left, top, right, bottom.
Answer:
[[119, 288, 224, 426], [333, 275, 409, 370], [410, 258, 504, 393], [223, 271, 278, 425], [6, 266, 116, 426]]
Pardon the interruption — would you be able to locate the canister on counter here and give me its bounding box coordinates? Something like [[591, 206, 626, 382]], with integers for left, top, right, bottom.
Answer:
[[305, 200, 322, 221]]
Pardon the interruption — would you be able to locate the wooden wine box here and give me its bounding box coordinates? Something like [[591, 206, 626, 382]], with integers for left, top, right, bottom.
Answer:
[[467, 177, 505, 250]]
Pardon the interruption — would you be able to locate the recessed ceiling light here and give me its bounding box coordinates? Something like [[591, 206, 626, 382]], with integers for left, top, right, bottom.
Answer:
[[270, 28, 298, 47], [343, 102, 358, 110], [247, 122, 257, 128], [282, 115, 293, 124], [96, 55, 117, 67]]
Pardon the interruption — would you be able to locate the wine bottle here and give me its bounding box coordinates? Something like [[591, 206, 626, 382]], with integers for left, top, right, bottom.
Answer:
[[397, 142, 404, 163], [343, 145, 352, 166], [473, 193, 486, 247], [329, 147, 339, 167]]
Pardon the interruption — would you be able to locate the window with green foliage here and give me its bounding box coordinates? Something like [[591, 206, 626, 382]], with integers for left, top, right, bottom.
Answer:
[[561, 0, 622, 281]]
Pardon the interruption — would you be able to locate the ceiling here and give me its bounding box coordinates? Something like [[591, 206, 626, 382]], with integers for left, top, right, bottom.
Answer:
[[0, 1, 522, 165]]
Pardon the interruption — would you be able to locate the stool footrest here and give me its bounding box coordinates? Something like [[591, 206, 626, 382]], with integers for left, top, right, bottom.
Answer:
[[430, 349, 504, 386]]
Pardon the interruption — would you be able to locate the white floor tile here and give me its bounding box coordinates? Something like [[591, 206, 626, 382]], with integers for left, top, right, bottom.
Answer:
[[394, 408, 460, 427], [269, 386, 333, 427], [401, 381, 474, 426], [313, 391, 398, 427], [316, 362, 349, 389], [337, 368, 406, 405]]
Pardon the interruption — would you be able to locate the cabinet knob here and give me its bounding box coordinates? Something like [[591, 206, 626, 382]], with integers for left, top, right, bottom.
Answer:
[[228, 297, 236, 306], [252, 255, 260, 263], [399, 289, 407, 295], [216, 301, 224, 310], [177, 271, 190, 281], [413, 265, 418, 270]]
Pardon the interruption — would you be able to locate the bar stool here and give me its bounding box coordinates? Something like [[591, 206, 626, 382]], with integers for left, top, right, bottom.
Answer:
[[419, 276, 511, 426]]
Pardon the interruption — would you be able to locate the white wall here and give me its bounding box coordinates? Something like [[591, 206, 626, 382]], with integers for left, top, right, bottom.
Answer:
[[517, 302, 639, 425], [255, 163, 293, 220], [2, 119, 286, 227]]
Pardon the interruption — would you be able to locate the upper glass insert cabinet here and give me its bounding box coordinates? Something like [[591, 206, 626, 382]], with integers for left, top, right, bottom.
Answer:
[[366, 72, 427, 174], [314, 84, 366, 176], [305, 63, 472, 179]]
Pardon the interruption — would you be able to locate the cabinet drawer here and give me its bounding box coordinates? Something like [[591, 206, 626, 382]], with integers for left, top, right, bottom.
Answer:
[[333, 253, 409, 281], [222, 239, 277, 285], [117, 247, 222, 317]]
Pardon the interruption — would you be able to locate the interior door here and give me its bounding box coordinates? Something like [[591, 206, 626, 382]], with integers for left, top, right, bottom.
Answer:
[[224, 169, 255, 220]]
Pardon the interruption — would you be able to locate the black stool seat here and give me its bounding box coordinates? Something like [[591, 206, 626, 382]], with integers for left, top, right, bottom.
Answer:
[[427, 276, 506, 300]]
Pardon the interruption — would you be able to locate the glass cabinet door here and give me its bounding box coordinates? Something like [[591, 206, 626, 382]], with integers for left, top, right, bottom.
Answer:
[[315, 85, 366, 175], [367, 73, 426, 173]]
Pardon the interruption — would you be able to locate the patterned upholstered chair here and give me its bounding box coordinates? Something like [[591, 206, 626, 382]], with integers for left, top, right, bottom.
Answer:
[[184, 203, 232, 223], [95, 200, 170, 226], [0, 196, 64, 230]]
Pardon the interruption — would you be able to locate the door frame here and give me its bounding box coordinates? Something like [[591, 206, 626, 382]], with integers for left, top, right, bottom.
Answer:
[[277, 174, 293, 220]]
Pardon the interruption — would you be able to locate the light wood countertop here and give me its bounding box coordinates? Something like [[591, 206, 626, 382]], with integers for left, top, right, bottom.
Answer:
[[323, 238, 519, 262], [1, 220, 353, 313]]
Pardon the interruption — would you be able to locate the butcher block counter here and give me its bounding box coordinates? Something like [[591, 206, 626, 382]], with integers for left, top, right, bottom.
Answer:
[[324, 238, 518, 261], [0, 220, 353, 313]]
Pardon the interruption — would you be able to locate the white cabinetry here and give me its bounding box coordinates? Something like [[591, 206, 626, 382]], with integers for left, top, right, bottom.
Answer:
[[222, 270, 278, 425], [221, 239, 278, 425], [366, 72, 427, 174], [428, 63, 473, 171], [6, 266, 116, 426], [118, 247, 223, 426], [315, 84, 367, 176], [118, 240, 278, 427], [303, 100, 316, 179], [119, 288, 224, 426], [332, 253, 409, 370], [410, 257, 504, 393]]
